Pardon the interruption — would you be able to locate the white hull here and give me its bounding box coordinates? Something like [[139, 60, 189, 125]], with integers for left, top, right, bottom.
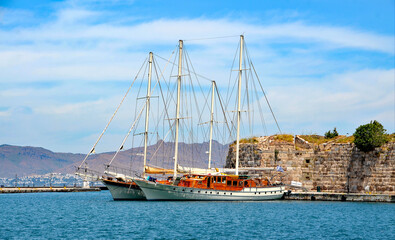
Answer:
[[134, 179, 284, 201], [103, 180, 146, 200]]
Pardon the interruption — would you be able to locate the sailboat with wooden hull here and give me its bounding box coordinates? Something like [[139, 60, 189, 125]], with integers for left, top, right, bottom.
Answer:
[[134, 35, 285, 201], [133, 176, 284, 201]]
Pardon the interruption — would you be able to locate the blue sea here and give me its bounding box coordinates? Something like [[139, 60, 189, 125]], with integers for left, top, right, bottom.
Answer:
[[0, 191, 394, 239]]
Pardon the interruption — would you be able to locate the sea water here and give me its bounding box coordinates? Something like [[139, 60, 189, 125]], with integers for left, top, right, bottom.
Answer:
[[0, 191, 394, 239]]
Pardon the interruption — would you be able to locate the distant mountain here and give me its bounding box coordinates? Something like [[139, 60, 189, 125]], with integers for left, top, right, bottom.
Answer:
[[0, 141, 229, 178]]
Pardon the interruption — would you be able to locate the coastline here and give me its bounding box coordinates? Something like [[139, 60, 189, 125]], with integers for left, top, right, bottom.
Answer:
[[284, 191, 394, 203], [0, 187, 101, 194]]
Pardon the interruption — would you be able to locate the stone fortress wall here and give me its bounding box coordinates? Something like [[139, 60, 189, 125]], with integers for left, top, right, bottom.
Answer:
[[225, 136, 395, 194]]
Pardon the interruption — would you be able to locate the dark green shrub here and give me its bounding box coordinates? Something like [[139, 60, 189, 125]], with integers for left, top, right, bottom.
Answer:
[[325, 127, 339, 139], [353, 120, 389, 152]]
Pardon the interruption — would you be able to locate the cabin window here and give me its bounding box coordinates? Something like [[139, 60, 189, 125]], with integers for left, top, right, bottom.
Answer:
[[222, 177, 226, 183], [227, 181, 231, 186], [239, 181, 243, 187], [245, 182, 249, 187], [233, 181, 237, 187]]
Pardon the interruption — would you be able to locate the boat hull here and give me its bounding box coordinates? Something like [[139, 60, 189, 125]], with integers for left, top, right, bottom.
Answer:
[[102, 179, 146, 200], [134, 179, 284, 201]]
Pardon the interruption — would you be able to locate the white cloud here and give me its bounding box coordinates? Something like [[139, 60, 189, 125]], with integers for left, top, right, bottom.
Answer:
[[0, 5, 393, 152], [267, 69, 394, 132]]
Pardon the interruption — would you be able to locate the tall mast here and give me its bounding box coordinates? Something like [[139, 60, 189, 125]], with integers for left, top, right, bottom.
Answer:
[[235, 35, 244, 176], [143, 52, 153, 178], [208, 81, 215, 169], [173, 40, 183, 180]]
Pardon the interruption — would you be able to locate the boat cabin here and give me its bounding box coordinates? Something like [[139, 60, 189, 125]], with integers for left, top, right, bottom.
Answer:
[[176, 174, 269, 191]]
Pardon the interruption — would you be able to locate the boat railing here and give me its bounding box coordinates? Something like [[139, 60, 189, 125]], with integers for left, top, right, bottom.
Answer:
[[103, 165, 140, 181], [75, 166, 102, 181]]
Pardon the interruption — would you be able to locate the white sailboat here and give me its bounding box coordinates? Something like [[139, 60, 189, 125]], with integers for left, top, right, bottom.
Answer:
[[133, 35, 285, 200]]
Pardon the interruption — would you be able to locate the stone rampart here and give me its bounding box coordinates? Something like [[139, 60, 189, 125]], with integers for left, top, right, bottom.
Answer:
[[225, 136, 395, 194]]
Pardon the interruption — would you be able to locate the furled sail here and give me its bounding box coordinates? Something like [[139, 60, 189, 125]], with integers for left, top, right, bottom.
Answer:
[[145, 164, 219, 175], [177, 164, 219, 174], [144, 165, 174, 174]]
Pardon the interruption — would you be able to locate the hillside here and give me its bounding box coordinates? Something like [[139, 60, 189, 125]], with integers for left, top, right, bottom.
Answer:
[[0, 141, 228, 178]]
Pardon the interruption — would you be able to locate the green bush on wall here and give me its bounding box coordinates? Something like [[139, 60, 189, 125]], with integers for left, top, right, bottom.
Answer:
[[353, 120, 389, 152], [325, 127, 339, 139]]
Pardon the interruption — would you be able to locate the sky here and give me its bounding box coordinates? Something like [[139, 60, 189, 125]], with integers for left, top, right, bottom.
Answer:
[[0, 0, 394, 153]]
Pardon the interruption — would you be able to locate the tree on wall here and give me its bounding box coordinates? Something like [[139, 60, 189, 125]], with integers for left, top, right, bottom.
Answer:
[[353, 120, 389, 152]]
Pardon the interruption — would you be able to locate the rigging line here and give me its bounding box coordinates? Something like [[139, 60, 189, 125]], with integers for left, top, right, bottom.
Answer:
[[161, 51, 180, 115], [155, 68, 176, 143], [214, 82, 232, 136], [78, 56, 148, 169], [225, 39, 240, 106], [152, 59, 171, 135], [184, 49, 212, 131], [184, 49, 210, 145], [147, 51, 175, 108], [136, 60, 149, 100], [243, 43, 252, 138], [152, 57, 177, 160], [251, 65, 268, 136], [107, 102, 147, 167], [149, 121, 176, 161], [183, 34, 240, 42], [243, 43, 267, 136], [250, 60, 282, 134], [153, 53, 214, 82]]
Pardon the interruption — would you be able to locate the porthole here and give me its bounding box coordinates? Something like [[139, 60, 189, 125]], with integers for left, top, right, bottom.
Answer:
[[173, 188, 175, 190], [224, 193, 226, 195], [190, 190, 193, 192], [205, 191, 207, 193], [230, 193, 232, 195], [182, 189, 185, 192], [198, 191, 200, 193], [210, 192, 212, 194], [217, 192, 219, 194]]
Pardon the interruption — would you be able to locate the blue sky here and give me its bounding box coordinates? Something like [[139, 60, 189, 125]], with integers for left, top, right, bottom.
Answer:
[[0, 0, 394, 153]]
